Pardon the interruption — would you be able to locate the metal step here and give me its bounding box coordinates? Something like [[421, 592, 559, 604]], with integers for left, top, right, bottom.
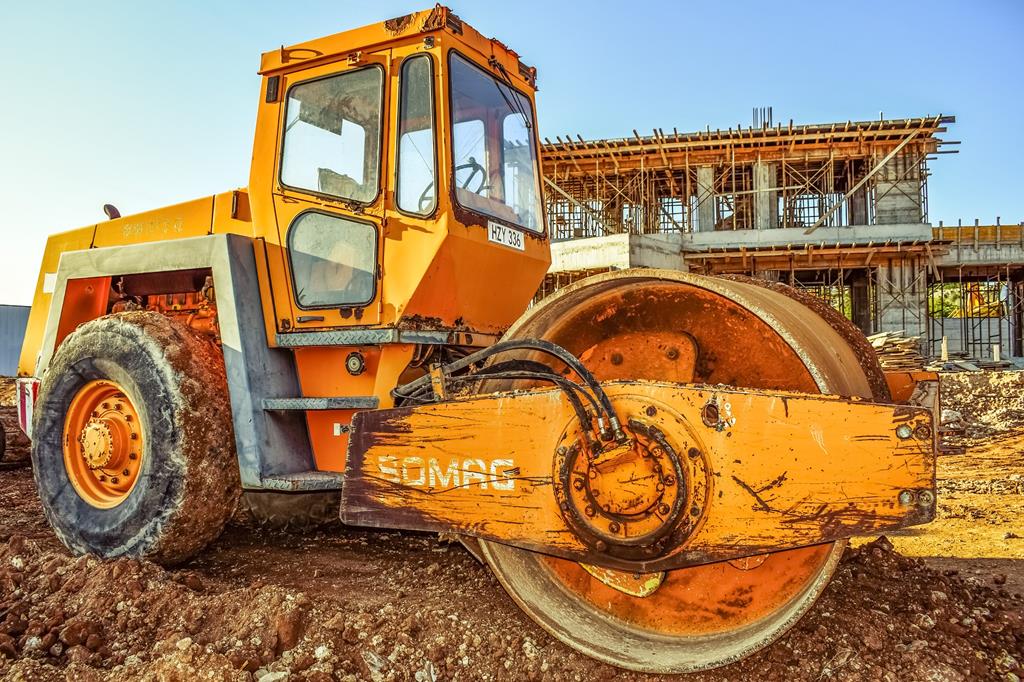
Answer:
[[262, 396, 379, 411], [259, 471, 345, 492]]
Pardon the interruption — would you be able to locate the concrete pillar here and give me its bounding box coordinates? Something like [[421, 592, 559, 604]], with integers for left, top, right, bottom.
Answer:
[[877, 258, 927, 339], [696, 166, 714, 232], [753, 161, 778, 230]]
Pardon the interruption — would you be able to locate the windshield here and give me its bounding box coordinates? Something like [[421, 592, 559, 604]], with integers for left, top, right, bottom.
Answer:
[[280, 66, 384, 204], [449, 52, 543, 232]]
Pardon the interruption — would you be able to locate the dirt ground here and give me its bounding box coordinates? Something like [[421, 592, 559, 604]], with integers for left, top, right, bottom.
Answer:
[[1, 375, 1022, 681]]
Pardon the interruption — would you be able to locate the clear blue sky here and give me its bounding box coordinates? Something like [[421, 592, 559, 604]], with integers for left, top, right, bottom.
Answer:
[[1, 0, 1021, 304]]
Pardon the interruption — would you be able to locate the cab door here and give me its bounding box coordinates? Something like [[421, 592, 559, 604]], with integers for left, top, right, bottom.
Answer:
[[268, 51, 390, 331]]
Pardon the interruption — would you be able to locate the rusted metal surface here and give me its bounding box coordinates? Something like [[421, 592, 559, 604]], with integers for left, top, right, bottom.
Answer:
[[471, 270, 902, 672], [341, 380, 935, 571], [494, 270, 873, 398], [579, 563, 665, 597], [885, 370, 939, 405], [719, 274, 892, 401], [481, 535, 845, 673]]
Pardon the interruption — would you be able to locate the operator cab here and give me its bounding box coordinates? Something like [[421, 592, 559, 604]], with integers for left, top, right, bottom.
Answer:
[[249, 6, 550, 340]]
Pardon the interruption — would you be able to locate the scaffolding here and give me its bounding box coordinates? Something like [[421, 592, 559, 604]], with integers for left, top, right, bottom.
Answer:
[[923, 223, 1024, 361], [542, 116, 952, 241], [927, 267, 1024, 360], [536, 115, 1024, 361]]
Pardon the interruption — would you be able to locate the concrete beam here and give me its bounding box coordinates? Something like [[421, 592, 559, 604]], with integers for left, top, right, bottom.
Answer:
[[680, 224, 934, 252], [934, 243, 1024, 268], [753, 161, 778, 230], [550, 233, 685, 273]]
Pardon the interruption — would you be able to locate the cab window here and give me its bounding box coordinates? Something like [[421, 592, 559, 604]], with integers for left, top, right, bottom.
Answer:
[[288, 212, 376, 308], [449, 52, 543, 232], [280, 67, 384, 204], [396, 55, 437, 215]]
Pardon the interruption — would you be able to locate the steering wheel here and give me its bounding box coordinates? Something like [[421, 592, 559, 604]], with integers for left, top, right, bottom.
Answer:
[[418, 183, 435, 214], [416, 157, 489, 213], [456, 157, 487, 194]]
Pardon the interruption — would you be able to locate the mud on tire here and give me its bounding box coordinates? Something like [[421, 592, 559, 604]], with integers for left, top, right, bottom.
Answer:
[[32, 311, 240, 565]]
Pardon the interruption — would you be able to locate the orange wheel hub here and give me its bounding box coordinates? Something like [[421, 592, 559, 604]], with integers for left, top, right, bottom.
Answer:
[[62, 380, 145, 508]]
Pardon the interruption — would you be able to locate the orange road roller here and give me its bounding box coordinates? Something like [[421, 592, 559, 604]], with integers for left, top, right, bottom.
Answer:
[[15, 7, 938, 672]]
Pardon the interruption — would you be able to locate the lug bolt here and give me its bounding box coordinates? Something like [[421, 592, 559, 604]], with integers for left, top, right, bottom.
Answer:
[[129, 453, 137, 460], [130, 433, 138, 441], [610, 353, 623, 366], [572, 478, 585, 491], [114, 403, 123, 411], [122, 469, 130, 476], [111, 477, 119, 484], [658, 503, 671, 515], [98, 475, 106, 482], [584, 505, 596, 517], [124, 415, 133, 422], [592, 489, 601, 498], [666, 347, 680, 361], [608, 521, 620, 534], [690, 505, 700, 517], [664, 475, 676, 486], [688, 447, 700, 459], [645, 405, 657, 417]]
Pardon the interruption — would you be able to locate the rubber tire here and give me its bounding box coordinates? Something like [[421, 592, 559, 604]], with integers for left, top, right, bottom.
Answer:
[[32, 311, 240, 565], [239, 491, 339, 530]]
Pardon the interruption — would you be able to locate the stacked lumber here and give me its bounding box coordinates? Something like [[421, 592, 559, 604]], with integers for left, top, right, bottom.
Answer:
[[867, 330, 926, 371], [975, 359, 1016, 370]]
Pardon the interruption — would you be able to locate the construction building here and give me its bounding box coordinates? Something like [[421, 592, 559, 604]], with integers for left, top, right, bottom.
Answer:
[[539, 114, 1024, 361]]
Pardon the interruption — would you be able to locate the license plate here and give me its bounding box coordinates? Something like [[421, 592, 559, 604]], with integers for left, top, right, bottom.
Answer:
[[487, 221, 524, 251]]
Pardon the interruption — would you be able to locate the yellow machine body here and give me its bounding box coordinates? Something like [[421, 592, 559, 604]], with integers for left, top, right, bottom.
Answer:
[[18, 7, 939, 673], [20, 6, 549, 472]]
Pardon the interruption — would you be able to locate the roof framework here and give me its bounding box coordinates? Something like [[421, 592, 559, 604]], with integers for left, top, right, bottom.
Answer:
[[541, 116, 955, 239]]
